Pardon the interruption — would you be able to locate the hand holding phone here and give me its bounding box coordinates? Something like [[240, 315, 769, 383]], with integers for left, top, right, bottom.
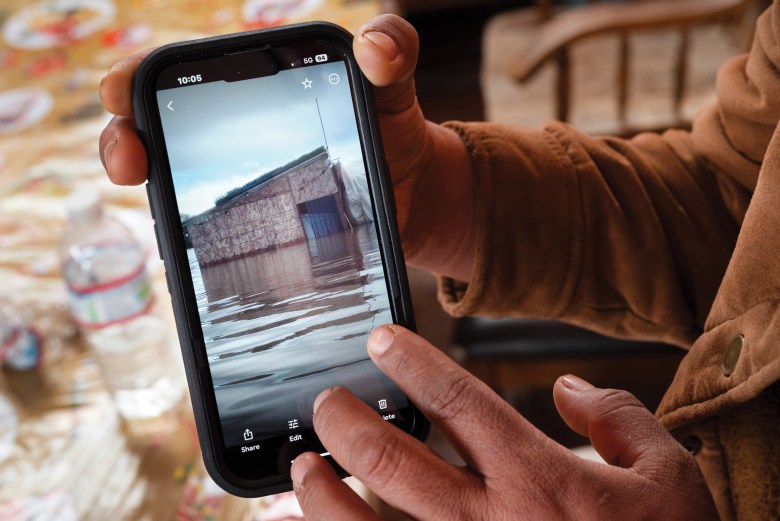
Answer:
[[131, 22, 428, 497], [101, 15, 476, 284]]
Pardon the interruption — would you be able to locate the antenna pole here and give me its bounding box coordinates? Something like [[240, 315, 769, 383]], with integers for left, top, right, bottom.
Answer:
[[315, 98, 330, 159]]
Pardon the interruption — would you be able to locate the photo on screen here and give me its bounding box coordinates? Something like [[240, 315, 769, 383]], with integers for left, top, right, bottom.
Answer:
[[157, 61, 404, 446]]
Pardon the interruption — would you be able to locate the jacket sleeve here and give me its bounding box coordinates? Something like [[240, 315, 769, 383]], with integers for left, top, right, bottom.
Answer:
[[437, 3, 780, 347]]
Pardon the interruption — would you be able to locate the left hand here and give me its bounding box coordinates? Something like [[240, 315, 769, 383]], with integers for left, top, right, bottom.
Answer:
[[291, 326, 719, 520]]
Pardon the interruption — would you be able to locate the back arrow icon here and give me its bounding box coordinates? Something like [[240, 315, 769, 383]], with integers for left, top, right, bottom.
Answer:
[[167, 101, 174, 111]]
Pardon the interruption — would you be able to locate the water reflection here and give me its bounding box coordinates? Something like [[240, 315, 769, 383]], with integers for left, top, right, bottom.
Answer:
[[189, 224, 401, 445]]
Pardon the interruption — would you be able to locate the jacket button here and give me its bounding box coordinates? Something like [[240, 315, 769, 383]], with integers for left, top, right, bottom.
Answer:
[[682, 435, 702, 456], [721, 335, 744, 377]]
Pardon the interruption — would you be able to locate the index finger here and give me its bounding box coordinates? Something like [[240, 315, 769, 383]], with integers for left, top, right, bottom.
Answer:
[[367, 326, 569, 473], [99, 48, 155, 116], [312, 387, 484, 520]]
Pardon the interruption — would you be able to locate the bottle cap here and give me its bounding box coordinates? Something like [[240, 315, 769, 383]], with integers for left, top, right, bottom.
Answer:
[[66, 189, 103, 222]]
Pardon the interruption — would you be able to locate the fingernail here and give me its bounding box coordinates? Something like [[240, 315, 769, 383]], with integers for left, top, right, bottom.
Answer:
[[360, 30, 398, 61], [368, 326, 395, 356], [560, 375, 595, 392], [313, 387, 335, 414], [106, 60, 122, 78], [103, 139, 117, 178], [290, 453, 311, 490]]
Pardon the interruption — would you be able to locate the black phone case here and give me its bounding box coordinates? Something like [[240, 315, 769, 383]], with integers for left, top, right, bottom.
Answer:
[[132, 22, 429, 497]]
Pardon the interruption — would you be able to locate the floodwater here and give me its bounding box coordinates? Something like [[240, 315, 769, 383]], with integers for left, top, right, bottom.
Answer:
[[189, 224, 404, 446]]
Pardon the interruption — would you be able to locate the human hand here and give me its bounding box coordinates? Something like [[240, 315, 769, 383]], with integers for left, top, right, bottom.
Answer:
[[291, 326, 719, 520], [98, 16, 475, 281]]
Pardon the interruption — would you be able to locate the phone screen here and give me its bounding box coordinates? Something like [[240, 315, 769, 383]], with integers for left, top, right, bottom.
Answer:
[[152, 41, 412, 480]]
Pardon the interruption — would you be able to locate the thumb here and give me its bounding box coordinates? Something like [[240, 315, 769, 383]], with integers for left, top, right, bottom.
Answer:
[[552, 375, 683, 472], [354, 14, 419, 113], [351, 14, 433, 237]]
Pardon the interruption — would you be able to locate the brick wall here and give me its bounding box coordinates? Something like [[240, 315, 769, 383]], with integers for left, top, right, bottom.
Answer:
[[187, 152, 337, 266]]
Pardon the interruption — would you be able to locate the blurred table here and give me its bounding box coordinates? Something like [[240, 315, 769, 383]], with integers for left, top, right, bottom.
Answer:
[[0, 1, 390, 519]]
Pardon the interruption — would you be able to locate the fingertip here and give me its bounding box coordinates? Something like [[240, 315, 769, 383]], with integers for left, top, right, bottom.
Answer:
[[99, 61, 133, 116], [552, 375, 596, 412], [313, 387, 337, 414], [292, 450, 382, 520], [99, 116, 148, 186], [108, 136, 148, 186], [101, 138, 118, 181], [558, 374, 595, 393], [99, 48, 154, 116], [552, 375, 597, 437], [291, 452, 315, 489], [362, 29, 399, 61], [354, 14, 418, 87], [355, 14, 417, 46], [367, 325, 427, 363], [367, 325, 396, 357]]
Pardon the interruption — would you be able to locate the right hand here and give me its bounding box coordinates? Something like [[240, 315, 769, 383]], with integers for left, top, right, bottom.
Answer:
[[292, 326, 720, 521], [99, 15, 475, 281]]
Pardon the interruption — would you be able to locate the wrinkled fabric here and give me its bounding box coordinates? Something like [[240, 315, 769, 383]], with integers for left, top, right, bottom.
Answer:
[[436, 3, 780, 518], [333, 160, 374, 225]]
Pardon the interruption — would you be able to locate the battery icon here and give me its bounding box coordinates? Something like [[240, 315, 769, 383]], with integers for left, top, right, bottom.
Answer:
[[315, 54, 328, 63]]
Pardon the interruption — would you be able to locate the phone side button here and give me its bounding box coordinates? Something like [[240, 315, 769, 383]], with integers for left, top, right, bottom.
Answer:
[[153, 223, 164, 260], [163, 269, 173, 295], [145, 183, 156, 218]]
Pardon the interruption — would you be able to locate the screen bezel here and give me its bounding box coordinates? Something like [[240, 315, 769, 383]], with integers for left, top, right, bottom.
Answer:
[[133, 23, 428, 497]]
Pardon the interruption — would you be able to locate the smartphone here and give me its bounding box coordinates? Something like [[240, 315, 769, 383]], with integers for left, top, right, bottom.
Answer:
[[132, 22, 429, 497]]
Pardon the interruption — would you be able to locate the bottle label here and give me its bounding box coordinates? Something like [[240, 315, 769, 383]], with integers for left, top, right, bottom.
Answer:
[[65, 264, 154, 329], [0, 326, 41, 370]]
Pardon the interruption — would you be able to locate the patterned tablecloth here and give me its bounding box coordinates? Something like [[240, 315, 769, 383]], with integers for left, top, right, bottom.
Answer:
[[0, 1, 388, 519]]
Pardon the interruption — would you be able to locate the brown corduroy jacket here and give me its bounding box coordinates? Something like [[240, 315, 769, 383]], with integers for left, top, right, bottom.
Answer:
[[438, 3, 780, 520]]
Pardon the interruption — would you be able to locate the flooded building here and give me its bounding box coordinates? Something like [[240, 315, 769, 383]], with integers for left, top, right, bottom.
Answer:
[[185, 148, 350, 266]]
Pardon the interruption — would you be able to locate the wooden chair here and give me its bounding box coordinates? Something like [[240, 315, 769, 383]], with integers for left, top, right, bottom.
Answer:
[[482, 0, 760, 135]]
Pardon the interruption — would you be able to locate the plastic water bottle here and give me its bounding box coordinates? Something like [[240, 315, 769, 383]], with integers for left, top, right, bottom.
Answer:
[[59, 190, 181, 420]]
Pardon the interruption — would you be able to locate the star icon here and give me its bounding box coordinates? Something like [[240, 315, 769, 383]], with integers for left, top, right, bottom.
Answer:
[[302, 78, 312, 89]]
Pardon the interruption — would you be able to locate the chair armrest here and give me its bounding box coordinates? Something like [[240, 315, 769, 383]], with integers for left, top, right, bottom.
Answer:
[[453, 317, 681, 359], [513, 0, 753, 81]]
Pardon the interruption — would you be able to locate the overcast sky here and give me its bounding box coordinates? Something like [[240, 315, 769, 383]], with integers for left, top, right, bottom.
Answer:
[[157, 61, 363, 216]]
